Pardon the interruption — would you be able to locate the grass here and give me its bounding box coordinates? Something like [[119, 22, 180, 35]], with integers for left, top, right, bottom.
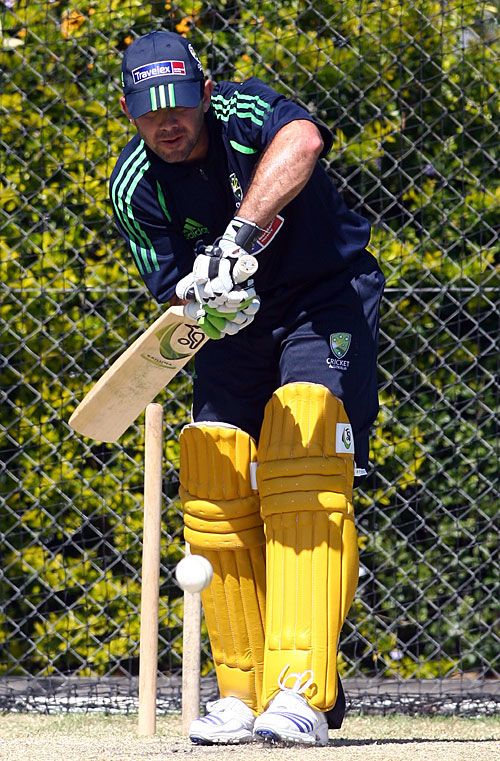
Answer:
[[0, 712, 498, 761]]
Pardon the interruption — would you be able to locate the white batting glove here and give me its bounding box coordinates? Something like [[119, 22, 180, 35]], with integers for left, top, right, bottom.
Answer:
[[176, 260, 258, 310], [175, 271, 197, 301], [183, 295, 260, 340], [190, 217, 263, 306], [194, 277, 258, 310], [210, 216, 264, 258]]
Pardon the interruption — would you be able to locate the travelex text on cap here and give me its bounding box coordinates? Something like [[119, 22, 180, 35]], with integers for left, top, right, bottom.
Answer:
[[122, 31, 205, 118]]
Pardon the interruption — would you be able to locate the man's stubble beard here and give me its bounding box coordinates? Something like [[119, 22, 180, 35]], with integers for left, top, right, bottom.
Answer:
[[149, 133, 200, 164], [137, 111, 205, 165]]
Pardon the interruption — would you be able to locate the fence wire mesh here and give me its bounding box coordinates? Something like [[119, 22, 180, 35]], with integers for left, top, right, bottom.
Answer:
[[1, 1, 498, 715]]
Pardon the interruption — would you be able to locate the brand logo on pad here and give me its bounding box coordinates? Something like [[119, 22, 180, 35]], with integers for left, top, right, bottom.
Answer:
[[330, 332, 351, 359], [342, 426, 352, 449], [336, 423, 354, 454]]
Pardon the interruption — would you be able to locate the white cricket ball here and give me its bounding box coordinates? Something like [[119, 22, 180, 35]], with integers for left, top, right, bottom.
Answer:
[[175, 554, 213, 593]]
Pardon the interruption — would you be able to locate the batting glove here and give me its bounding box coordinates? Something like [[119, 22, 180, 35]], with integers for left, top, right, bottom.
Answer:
[[183, 295, 260, 340], [189, 217, 263, 306], [176, 268, 258, 312]]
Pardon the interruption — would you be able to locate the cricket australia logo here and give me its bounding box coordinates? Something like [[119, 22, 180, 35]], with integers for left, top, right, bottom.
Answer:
[[330, 332, 351, 359], [327, 332, 352, 372]]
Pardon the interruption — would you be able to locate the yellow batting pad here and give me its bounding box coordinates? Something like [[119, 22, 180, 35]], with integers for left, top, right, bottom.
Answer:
[[179, 424, 266, 712], [257, 383, 358, 712]]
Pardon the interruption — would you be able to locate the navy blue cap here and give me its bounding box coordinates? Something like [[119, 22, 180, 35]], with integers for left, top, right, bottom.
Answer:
[[122, 31, 205, 118]]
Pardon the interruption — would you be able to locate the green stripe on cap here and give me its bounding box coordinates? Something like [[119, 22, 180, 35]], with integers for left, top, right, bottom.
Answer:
[[168, 83, 176, 107], [150, 86, 157, 111], [158, 84, 167, 109]]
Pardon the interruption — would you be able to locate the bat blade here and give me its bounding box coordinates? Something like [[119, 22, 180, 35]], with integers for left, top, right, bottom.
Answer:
[[69, 306, 208, 442]]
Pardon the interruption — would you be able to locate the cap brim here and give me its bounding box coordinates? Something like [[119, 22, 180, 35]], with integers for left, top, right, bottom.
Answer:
[[126, 81, 203, 118]]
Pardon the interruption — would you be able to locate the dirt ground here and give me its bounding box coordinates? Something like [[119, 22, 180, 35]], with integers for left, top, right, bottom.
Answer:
[[0, 713, 498, 761]]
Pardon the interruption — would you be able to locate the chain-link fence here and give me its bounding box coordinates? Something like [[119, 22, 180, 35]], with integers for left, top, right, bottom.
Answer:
[[1, 1, 498, 715]]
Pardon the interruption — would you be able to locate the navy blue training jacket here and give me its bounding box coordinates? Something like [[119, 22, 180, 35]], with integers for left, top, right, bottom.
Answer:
[[110, 77, 371, 302]]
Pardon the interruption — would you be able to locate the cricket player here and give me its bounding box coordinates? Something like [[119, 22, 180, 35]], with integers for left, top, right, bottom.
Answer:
[[111, 30, 385, 746]]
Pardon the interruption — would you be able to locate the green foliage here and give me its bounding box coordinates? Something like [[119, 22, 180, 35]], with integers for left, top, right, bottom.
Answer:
[[1, 1, 497, 681]]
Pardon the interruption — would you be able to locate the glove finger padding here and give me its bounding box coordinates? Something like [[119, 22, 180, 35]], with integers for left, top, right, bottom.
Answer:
[[175, 271, 197, 301], [198, 308, 232, 340], [202, 284, 258, 313], [183, 301, 204, 322], [192, 254, 235, 292], [183, 297, 261, 340], [194, 279, 232, 308], [218, 299, 260, 336], [185, 301, 227, 340], [220, 316, 252, 335], [240, 295, 260, 316], [192, 247, 259, 309]]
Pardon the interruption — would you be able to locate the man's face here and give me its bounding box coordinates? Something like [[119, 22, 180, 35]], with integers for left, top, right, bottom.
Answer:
[[121, 81, 213, 164]]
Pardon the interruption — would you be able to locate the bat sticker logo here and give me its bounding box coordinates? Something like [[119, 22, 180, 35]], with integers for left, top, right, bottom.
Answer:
[[157, 323, 205, 361]]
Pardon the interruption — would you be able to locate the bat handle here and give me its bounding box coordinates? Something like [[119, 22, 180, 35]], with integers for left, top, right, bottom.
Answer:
[[233, 254, 258, 284]]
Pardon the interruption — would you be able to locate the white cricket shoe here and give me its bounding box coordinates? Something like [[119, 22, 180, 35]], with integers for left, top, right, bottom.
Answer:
[[253, 667, 329, 746], [189, 696, 255, 745]]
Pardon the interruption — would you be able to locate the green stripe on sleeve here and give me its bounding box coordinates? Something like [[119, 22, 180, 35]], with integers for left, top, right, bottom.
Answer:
[[113, 151, 150, 245], [211, 91, 272, 126], [229, 140, 258, 154], [111, 146, 150, 249], [130, 240, 151, 274], [156, 182, 172, 222], [110, 143, 159, 274]]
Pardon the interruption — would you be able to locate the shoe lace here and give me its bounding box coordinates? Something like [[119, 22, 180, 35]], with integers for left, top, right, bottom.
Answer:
[[205, 697, 230, 714], [277, 665, 314, 696], [205, 696, 247, 716]]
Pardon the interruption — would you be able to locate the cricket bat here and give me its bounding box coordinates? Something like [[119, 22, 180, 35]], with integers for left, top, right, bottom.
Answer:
[[69, 254, 257, 442], [69, 306, 208, 442]]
